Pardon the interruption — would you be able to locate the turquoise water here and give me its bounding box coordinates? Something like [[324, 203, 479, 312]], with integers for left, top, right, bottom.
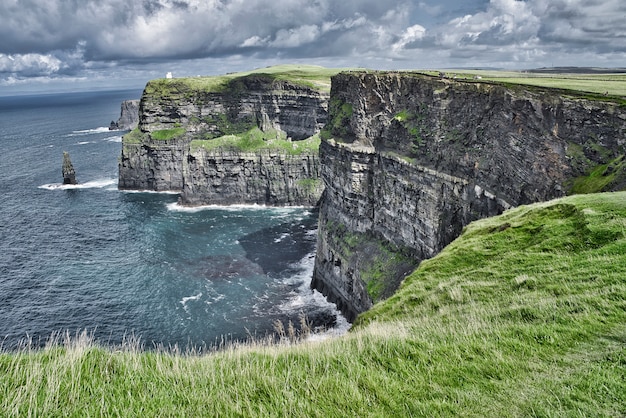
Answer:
[[0, 90, 346, 351]]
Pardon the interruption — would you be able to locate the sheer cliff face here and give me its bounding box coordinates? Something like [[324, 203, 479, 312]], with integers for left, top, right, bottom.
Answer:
[[116, 100, 140, 131], [181, 149, 322, 206], [118, 75, 328, 205], [313, 72, 626, 320]]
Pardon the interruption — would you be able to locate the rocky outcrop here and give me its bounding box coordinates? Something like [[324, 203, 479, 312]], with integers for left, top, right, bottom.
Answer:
[[62, 151, 77, 185], [312, 71, 626, 320], [119, 73, 328, 205], [116, 100, 140, 131]]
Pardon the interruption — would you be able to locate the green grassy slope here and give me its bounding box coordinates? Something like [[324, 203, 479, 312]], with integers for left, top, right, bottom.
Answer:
[[2, 192, 624, 416], [423, 69, 626, 99]]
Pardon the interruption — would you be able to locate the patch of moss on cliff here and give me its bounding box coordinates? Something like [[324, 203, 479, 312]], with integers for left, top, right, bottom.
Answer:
[[150, 127, 186, 141], [122, 127, 147, 144], [393, 106, 430, 153], [191, 130, 320, 155], [325, 98, 353, 139], [296, 178, 322, 193], [569, 155, 626, 194], [325, 220, 418, 302]]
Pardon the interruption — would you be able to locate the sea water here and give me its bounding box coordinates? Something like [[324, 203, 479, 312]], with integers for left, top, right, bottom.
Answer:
[[0, 90, 348, 351]]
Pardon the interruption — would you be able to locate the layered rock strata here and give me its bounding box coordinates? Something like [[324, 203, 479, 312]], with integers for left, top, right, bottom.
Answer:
[[312, 71, 626, 320], [181, 149, 321, 206], [119, 74, 328, 205]]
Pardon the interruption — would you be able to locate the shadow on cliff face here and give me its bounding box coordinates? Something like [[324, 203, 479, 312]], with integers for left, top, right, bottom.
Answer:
[[238, 209, 319, 276]]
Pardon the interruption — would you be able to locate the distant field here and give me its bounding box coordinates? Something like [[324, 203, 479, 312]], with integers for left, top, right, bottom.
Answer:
[[424, 69, 626, 97]]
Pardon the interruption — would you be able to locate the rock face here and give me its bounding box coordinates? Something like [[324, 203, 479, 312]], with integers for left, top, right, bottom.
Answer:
[[181, 149, 322, 206], [312, 71, 626, 320], [119, 74, 328, 205], [116, 100, 140, 131], [62, 151, 77, 185]]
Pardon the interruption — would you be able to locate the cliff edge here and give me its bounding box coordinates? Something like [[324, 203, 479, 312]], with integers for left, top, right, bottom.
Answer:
[[312, 71, 626, 320], [118, 66, 337, 206]]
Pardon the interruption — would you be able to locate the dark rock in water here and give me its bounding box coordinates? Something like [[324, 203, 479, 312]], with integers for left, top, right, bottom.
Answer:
[[62, 151, 77, 185], [109, 120, 119, 130]]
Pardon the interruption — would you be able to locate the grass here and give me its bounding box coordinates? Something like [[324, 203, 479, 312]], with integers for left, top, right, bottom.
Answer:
[[422, 69, 626, 99], [144, 65, 347, 96], [150, 127, 186, 141], [567, 153, 626, 194], [3, 192, 624, 416], [121, 127, 147, 144], [190, 129, 321, 155]]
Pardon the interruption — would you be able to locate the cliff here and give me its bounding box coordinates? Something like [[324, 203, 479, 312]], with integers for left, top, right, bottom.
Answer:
[[116, 100, 140, 130], [313, 71, 626, 320], [118, 67, 334, 205]]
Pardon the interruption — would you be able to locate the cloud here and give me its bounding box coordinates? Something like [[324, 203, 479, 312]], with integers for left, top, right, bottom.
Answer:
[[399, 0, 625, 67], [393, 24, 427, 51], [0, 0, 624, 89]]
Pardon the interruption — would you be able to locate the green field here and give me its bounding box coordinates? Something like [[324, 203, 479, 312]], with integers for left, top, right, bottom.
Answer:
[[422, 69, 626, 98], [144, 64, 347, 96], [2, 192, 624, 416]]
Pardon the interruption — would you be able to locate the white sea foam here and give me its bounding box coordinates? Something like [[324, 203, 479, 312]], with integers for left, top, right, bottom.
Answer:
[[38, 178, 117, 190], [76, 141, 96, 145], [180, 292, 203, 314], [274, 233, 290, 243], [120, 189, 179, 195], [67, 127, 111, 136], [166, 201, 313, 213], [180, 292, 203, 305], [204, 293, 225, 306], [278, 250, 351, 340], [104, 136, 123, 143]]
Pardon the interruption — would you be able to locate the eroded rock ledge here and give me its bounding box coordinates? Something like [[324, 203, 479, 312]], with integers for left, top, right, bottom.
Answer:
[[312, 71, 626, 321]]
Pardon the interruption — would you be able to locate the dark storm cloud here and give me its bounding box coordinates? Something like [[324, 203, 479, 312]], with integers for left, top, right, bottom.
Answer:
[[0, 0, 624, 87]]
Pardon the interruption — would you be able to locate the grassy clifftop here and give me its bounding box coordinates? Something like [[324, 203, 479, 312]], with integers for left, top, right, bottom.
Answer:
[[2, 192, 625, 416], [144, 64, 345, 96]]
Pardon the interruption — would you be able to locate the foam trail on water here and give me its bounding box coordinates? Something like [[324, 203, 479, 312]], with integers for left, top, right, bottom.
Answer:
[[67, 127, 111, 136], [39, 178, 117, 190], [180, 293, 203, 305], [104, 136, 123, 143]]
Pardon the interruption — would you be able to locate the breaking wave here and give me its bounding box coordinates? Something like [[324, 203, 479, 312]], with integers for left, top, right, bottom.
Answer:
[[67, 127, 111, 136], [38, 178, 117, 190]]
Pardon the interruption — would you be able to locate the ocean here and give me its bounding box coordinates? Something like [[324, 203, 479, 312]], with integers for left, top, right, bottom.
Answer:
[[0, 89, 348, 351]]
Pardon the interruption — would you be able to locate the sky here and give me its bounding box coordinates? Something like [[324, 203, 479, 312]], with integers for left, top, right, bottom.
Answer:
[[0, 0, 625, 95]]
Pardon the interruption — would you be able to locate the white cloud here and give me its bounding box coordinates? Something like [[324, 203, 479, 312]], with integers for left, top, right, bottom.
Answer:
[[271, 25, 321, 48], [393, 24, 427, 51], [0, 53, 63, 76], [0, 0, 625, 89]]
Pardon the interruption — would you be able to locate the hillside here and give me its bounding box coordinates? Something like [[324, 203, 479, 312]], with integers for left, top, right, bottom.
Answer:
[[2, 192, 624, 416]]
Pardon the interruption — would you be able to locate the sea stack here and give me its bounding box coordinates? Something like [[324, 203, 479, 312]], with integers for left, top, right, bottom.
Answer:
[[62, 151, 77, 185]]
